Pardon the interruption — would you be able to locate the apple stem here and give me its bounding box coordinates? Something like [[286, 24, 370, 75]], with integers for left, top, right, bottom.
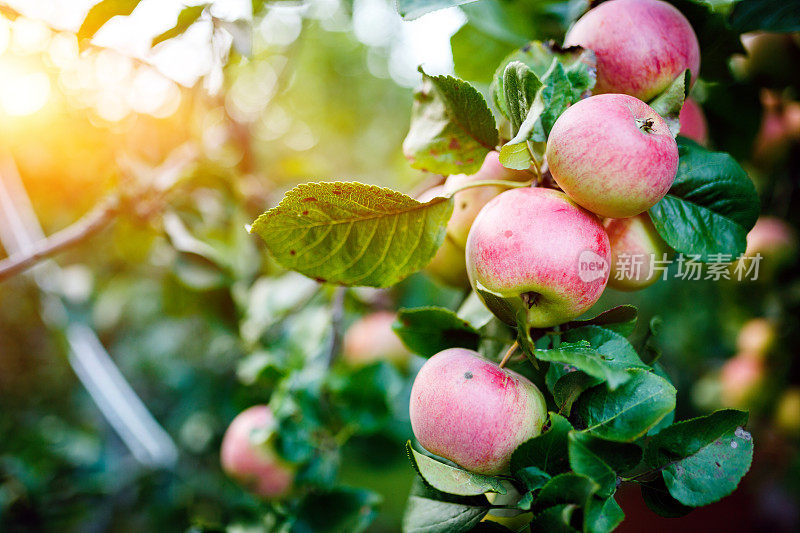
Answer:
[[498, 341, 519, 369], [446, 179, 533, 196]]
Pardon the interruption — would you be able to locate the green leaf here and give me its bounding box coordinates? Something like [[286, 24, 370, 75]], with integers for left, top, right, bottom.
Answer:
[[407, 442, 508, 497], [457, 292, 496, 330], [493, 42, 595, 120], [648, 70, 690, 138], [537, 326, 647, 390], [574, 369, 676, 442], [510, 413, 572, 476], [646, 363, 675, 436], [529, 504, 579, 532], [730, 0, 800, 32], [451, 24, 515, 83], [549, 368, 602, 416], [328, 362, 404, 433], [78, 0, 142, 41], [250, 182, 453, 288], [514, 465, 552, 510], [640, 476, 693, 518], [403, 479, 490, 533], [535, 473, 598, 511], [584, 495, 625, 533], [151, 4, 206, 47], [563, 305, 638, 337], [403, 68, 498, 175], [396, 0, 479, 20], [394, 307, 481, 357], [502, 61, 543, 135], [644, 409, 754, 507], [294, 488, 381, 533], [567, 432, 642, 497], [648, 138, 760, 261], [666, 0, 745, 82]]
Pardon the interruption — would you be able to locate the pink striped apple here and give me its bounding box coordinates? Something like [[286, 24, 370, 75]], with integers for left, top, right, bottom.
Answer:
[[604, 214, 671, 291], [220, 405, 295, 499], [465, 187, 610, 328], [565, 0, 700, 102], [409, 348, 547, 474], [546, 94, 678, 218]]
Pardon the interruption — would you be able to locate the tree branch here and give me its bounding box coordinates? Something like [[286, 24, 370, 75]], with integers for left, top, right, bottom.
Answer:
[[0, 197, 119, 283]]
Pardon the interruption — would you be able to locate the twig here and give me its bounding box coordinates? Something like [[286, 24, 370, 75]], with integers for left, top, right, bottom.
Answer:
[[0, 197, 119, 283], [499, 341, 519, 369], [325, 286, 347, 367]]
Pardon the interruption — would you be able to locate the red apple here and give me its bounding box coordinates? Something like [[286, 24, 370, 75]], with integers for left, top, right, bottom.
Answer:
[[342, 311, 411, 368], [220, 405, 295, 498], [409, 348, 547, 474], [679, 98, 709, 146], [546, 94, 678, 218], [465, 187, 610, 328], [604, 214, 670, 291], [565, 0, 700, 102]]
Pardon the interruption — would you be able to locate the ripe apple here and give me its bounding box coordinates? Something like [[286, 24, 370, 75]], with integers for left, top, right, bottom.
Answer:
[[546, 93, 678, 219], [565, 0, 700, 102], [679, 98, 709, 146], [774, 388, 800, 437], [465, 187, 610, 328], [409, 348, 547, 474], [342, 311, 411, 369], [418, 185, 469, 288], [604, 214, 670, 291], [719, 355, 765, 410], [220, 405, 295, 498], [444, 151, 531, 249], [736, 318, 776, 358]]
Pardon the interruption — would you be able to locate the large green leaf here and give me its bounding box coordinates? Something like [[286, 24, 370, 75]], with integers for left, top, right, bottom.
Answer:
[[407, 442, 508, 496], [649, 138, 759, 261], [403, 69, 498, 175], [644, 409, 754, 506], [567, 432, 642, 497], [730, 0, 800, 32], [574, 369, 676, 442], [152, 4, 207, 47], [403, 480, 489, 533], [562, 305, 638, 337], [393, 307, 481, 357], [396, 0, 479, 20], [250, 182, 453, 288], [78, 0, 142, 41], [294, 488, 381, 533], [510, 413, 572, 475]]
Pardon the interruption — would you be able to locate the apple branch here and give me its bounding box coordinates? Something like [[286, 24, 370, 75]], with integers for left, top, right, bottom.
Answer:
[[0, 197, 119, 283]]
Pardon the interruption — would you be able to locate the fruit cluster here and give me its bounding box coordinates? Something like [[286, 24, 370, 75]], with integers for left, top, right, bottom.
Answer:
[[412, 0, 700, 477]]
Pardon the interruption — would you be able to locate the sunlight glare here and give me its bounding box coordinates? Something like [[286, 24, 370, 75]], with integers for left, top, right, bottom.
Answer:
[[0, 60, 51, 116]]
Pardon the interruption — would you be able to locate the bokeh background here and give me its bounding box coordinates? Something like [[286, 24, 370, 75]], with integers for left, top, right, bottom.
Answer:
[[1, 0, 799, 531]]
